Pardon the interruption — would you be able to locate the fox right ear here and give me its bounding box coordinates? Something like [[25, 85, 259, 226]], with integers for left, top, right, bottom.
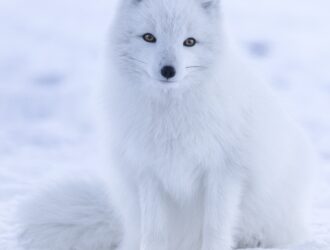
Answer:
[[124, 0, 142, 6]]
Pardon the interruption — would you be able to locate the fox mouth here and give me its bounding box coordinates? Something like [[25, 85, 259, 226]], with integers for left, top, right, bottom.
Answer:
[[159, 79, 177, 84]]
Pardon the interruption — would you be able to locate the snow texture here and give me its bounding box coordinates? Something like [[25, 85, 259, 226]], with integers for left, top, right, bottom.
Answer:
[[0, 0, 329, 249]]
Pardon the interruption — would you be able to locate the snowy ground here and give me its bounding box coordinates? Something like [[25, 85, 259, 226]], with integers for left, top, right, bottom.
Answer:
[[0, 0, 329, 249]]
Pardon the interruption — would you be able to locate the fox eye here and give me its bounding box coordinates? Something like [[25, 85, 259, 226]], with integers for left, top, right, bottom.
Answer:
[[143, 33, 157, 43], [183, 37, 197, 47]]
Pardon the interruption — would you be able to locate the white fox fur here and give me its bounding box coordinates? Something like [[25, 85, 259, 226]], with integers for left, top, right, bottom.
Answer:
[[9, 0, 315, 250], [7, 175, 122, 250]]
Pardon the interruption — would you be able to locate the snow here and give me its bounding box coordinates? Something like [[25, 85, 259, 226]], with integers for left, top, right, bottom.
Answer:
[[0, 0, 329, 249]]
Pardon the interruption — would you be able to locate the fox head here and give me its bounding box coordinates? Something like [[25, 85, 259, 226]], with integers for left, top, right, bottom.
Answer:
[[110, 0, 223, 91]]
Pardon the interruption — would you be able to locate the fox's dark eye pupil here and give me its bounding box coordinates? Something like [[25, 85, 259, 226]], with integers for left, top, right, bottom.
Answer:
[[143, 33, 156, 43], [184, 38, 197, 47]]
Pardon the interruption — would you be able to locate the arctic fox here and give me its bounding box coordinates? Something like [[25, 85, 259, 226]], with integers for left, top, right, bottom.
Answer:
[[10, 0, 315, 250]]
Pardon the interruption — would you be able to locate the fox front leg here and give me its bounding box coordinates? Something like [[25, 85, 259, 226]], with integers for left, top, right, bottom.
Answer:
[[201, 170, 242, 250], [139, 178, 169, 250]]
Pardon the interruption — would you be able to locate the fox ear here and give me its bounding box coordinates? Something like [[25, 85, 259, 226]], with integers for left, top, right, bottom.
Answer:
[[200, 0, 219, 10], [130, 0, 143, 5]]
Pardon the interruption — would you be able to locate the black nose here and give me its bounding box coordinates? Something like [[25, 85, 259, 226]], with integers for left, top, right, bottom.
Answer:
[[161, 65, 176, 79]]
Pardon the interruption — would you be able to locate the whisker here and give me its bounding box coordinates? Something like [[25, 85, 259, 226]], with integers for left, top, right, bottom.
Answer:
[[186, 65, 208, 69], [125, 56, 147, 65]]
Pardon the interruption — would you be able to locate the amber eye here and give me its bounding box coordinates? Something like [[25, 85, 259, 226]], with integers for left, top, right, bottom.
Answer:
[[143, 33, 157, 43], [183, 37, 197, 47]]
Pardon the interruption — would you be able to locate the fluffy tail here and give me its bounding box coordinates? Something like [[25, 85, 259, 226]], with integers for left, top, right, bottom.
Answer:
[[9, 176, 122, 250]]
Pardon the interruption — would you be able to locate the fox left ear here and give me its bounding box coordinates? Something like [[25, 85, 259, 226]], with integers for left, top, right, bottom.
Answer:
[[200, 0, 219, 10]]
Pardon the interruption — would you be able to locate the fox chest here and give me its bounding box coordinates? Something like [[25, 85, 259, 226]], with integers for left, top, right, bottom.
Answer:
[[122, 121, 225, 198]]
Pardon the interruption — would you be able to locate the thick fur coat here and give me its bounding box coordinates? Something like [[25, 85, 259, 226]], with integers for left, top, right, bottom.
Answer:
[[7, 0, 315, 250]]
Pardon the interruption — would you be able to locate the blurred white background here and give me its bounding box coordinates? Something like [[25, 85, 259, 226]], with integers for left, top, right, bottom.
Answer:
[[0, 0, 329, 249]]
